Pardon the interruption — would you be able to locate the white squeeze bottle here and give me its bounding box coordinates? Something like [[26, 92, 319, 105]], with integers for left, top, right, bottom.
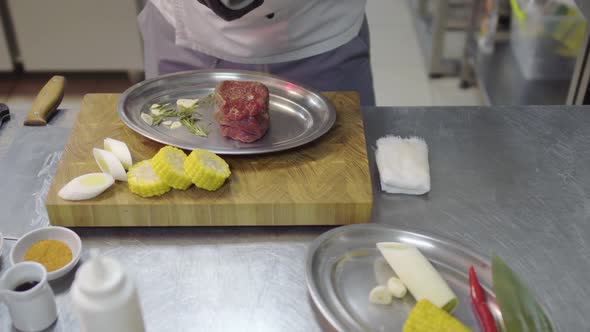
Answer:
[[71, 255, 146, 332]]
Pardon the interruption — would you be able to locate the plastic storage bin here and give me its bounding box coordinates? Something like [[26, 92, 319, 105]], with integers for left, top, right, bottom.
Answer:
[[509, 0, 586, 80]]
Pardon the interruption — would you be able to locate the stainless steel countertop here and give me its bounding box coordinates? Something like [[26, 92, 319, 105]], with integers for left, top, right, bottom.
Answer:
[[2, 104, 590, 331]]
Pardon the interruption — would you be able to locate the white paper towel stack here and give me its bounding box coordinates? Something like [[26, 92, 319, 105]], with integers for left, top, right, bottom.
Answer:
[[375, 135, 430, 195]]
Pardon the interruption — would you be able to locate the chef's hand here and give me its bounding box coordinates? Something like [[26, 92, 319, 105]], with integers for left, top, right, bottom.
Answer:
[[197, 0, 264, 21]]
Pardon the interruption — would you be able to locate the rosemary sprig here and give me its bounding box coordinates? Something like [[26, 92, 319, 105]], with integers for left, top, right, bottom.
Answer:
[[180, 118, 209, 137], [176, 105, 201, 120], [151, 109, 177, 126], [196, 93, 214, 108], [147, 98, 212, 137], [193, 125, 210, 137]]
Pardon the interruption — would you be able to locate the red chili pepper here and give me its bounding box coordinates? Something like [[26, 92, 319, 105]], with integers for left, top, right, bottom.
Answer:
[[469, 266, 499, 332]]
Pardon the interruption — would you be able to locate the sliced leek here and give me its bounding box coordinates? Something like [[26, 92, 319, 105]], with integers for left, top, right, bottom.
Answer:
[[93, 148, 127, 182], [58, 173, 114, 201], [104, 138, 132, 170], [377, 242, 458, 312]]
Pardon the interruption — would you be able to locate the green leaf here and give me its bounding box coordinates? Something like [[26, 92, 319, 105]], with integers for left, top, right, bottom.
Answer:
[[492, 255, 554, 332]]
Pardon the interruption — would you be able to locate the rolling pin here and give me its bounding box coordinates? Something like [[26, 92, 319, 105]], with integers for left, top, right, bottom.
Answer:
[[23, 75, 66, 126]]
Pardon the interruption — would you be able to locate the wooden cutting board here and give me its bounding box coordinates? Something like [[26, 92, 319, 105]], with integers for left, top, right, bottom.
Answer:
[[46, 92, 372, 226]]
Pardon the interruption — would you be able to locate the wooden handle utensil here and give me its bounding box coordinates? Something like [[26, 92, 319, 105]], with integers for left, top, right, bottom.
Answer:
[[23, 75, 66, 126]]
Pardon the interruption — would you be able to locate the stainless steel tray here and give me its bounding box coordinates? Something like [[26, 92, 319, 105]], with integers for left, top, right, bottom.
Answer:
[[117, 70, 337, 155], [306, 224, 501, 332]]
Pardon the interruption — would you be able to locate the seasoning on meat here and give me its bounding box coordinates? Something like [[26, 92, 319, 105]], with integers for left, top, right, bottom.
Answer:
[[214, 81, 270, 143]]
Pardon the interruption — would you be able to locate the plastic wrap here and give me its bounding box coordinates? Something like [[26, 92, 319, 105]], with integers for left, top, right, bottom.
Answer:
[[31, 152, 63, 228], [0, 127, 69, 237]]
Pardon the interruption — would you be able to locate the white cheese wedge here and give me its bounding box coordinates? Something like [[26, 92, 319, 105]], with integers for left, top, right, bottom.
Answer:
[[377, 242, 457, 312]]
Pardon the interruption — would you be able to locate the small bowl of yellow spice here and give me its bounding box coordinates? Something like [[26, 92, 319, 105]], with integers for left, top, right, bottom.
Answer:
[[10, 227, 82, 281]]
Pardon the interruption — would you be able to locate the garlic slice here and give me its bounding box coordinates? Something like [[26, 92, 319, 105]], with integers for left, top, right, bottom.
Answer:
[[369, 285, 393, 305], [141, 113, 153, 126], [176, 98, 199, 108]]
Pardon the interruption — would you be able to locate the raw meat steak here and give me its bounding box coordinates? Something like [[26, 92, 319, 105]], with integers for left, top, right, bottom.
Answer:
[[214, 80, 270, 143]]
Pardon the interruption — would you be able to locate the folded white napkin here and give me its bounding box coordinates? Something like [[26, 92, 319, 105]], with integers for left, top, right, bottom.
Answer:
[[375, 135, 430, 195]]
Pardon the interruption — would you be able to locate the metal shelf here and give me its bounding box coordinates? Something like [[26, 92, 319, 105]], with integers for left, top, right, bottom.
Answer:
[[408, 0, 468, 76]]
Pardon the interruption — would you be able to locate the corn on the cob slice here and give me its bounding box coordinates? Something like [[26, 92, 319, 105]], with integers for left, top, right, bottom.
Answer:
[[403, 300, 472, 332], [152, 146, 193, 190], [127, 160, 171, 198], [184, 149, 230, 191], [377, 242, 457, 312]]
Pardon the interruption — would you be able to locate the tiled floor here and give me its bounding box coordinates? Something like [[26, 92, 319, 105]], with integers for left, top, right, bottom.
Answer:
[[367, 0, 483, 107], [0, 0, 482, 108]]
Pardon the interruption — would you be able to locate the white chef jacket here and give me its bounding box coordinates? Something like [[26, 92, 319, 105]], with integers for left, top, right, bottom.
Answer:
[[149, 0, 367, 64]]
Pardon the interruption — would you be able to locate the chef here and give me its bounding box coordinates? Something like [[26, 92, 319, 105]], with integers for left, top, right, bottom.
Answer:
[[138, 0, 375, 106]]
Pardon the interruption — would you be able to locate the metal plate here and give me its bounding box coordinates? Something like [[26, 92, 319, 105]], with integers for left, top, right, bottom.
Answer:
[[306, 224, 503, 332], [117, 70, 336, 155]]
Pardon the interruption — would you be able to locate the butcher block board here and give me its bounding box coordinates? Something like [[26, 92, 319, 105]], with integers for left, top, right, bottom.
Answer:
[[46, 92, 373, 226]]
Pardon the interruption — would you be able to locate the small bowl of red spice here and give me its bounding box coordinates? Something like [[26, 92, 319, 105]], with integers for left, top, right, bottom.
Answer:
[[10, 227, 82, 281]]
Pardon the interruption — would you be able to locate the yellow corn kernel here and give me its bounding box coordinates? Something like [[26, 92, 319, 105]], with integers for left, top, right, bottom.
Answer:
[[152, 146, 193, 190], [184, 149, 230, 191], [403, 300, 472, 332], [127, 160, 171, 198]]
